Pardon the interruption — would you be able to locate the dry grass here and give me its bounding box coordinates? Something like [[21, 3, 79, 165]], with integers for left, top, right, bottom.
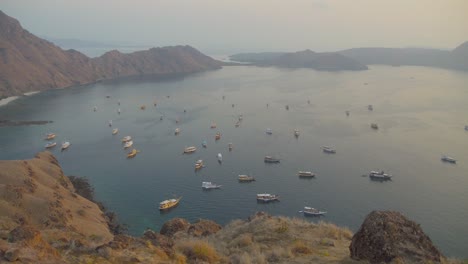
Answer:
[[176, 239, 222, 263]]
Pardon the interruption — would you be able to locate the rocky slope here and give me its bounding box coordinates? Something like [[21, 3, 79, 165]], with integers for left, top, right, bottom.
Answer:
[[0, 10, 222, 98], [0, 152, 462, 263]]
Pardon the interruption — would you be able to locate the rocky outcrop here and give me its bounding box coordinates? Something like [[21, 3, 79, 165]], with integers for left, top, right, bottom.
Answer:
[[160, 218, 190, 237], [187, 219, 222, 237], [0, 11, 222, 98], [350, 210, 443, 263]]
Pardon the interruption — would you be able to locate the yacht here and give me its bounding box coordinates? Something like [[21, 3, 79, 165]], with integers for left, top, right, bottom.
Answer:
[[441, 155, 456, 164], [61, 141, 71, 150], [215, 132, 221, 140], [369, 170, 392, 180], [264, 156, 280, 163], [298, 171, 315, 178], [45, 133, 56, 140], [122, 136, 132, 142], [45, 142, 57, 149], [127, 149, 139, 158], [202, 182, 222, 189], [195, 160, 204, 170], [238, 175, 255, 182], [112, 128, 119, 135], [159, 197, 181, 210], [124, 140, 133, 149], [322, 146, 336, 154], [257, 194, 279, 202], [210, 122, 217, 129], [217, 153, 223, 162], [175, 128, 180, 135], [183, 146, 197, 154], [301, 207, 327, 216]]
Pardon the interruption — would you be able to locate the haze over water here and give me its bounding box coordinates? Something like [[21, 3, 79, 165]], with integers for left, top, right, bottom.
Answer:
[[1, 65, 467, 257]]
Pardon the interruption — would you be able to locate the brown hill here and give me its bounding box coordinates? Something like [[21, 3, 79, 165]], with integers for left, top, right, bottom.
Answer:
[[0, 10, 221, 98]]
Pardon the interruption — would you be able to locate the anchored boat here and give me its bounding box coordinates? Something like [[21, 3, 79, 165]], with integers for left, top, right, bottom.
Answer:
[[257, 194, 279, 202], [322, 146, 336, 154], [122, 136, 132, 142], [127, 149, 139, 158], [45, 133, 56, 140], [369, 170, 392, 181], [45, 142, 56, 149], [298, 171, 315, 178], [184, 146, 197, 154], [301, 207, 327, 216], [202, 182, 222, 189], [124, 140, 133, 149], [159, 197, 181, 210], [441, 155, 456, 164], [264, 156, 280, 163], [112, 128, 119, 135], [61, 141, 71, 150], [238, 175, 255, 182], [195, 160, 204, 170]]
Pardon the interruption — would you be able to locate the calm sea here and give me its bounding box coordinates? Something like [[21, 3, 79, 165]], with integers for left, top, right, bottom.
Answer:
[[1, 65, 467, 257]]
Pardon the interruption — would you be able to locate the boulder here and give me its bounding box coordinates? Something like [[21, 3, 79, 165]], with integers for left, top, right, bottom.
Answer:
[[350, 211, 443, 263], [160, 218, 190, 237], [188, 219, 222, 237]]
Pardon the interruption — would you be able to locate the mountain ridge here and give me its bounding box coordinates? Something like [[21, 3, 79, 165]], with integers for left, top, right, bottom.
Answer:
[[0, 10, 222, 99]]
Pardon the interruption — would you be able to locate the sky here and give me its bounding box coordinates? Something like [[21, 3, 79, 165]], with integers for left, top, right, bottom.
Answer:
[[2, 0, 468, 54]]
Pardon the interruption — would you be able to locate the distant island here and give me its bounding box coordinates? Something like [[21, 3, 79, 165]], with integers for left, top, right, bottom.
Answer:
[[230, 41, 468, 72], [0, 11, 222, 99]]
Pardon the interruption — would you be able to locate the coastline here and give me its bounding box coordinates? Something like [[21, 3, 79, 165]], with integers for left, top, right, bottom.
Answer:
[[0, 96, 19, 107]]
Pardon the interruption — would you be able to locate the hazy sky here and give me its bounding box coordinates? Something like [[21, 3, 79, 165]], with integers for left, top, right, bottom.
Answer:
[[2, 0, 468, 54]]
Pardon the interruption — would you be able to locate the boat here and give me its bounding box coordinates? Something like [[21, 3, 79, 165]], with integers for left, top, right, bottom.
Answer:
[[108, 120, 112, 127], [195, 160, 204, 170], [215, 132, 221, 140], [294, 129, 300, 137], [202, 182, 222, 189], [371, 123, 379, 129], [285, 105, 289, 110], [369, 170, 392, 180], [346, 110, 350, 116], [127, 149, 139, 158], [266, 128, 273, 135], [301, 207, 327, 216], [465, 125, 468, 131], [117, 108, 121, 114], [238, 175, 255, 182], [235, 121, 241, 127], [45, 142, 57, 149], [61, 141, 71, 150], [159, 197, 181, 210], [124, 140, 133, 149], [175, 128, 180, 135], [210, 122, 217, 129], [45, 133, 56, 140], [118, 100, 120, 105], [298, 171, 315, 178], [264, 156, 280, 163], [93, 106, 97, 112], [122, 136, 132, 142], [322, 146, 336, 154], [217, 153, 222, 162], [112, 128, 119, 135], [183, 146, 197, 154], [368, 105, 373, 111], [202, 140, 207, 148], [238, 114, 243, 121], [256, 193, 279, 202], [140, 105, 146, 110], [106, 95, 111, 98], [228, 143, 233, 151], [441, 155, 456, 164]]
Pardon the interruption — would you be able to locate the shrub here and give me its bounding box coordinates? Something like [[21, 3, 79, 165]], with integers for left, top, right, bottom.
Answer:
[[291, 240, 312, 255], [178, 240, 220, 263]]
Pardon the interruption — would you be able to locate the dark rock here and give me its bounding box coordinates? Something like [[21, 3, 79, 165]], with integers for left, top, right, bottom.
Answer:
[[350, 211, 443, 263], [8, 225, 40, 243], [188, 219, 222, 237], [4, 248, 20, 262], [108, 235, 134, 250], [160, 218, 190, 237]]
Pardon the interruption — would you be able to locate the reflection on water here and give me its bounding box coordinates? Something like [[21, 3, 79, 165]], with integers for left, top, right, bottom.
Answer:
[[1, 65, 468, 257]]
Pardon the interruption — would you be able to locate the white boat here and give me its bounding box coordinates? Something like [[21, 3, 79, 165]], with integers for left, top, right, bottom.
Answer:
[[298, 171, 315, 177], [257, 193, 279, 202], [175, 128, 180, 135], [217, 153, 223, 162], [294, 129, 300, 137], [112, 128, 119, 135], [122, 136, 132, 142], [124, 140, 133, 149], [369, 170, 392, 180], [61, 141, 71, 150], [301, 207, 327, 216], [322, 146, 336, 154], [45, 142, 56, 149], [238, 175, 255, 182], [183, 146, 196, 154], [441, 155, 456, 164], [117, 108, 121, 114], [266, 128, 273, 135], [202, 182, 222, 189], [45, 133, 56, 140]]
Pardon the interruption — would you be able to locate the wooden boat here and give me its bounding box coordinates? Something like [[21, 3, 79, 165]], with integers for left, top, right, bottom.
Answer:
[[195, 160, 204, 170], [175, 128, 180, 135], [61, 141, 71, 150], [140, 105, 146, 110], [124, 140, 133, 149], [371, 123, 379, 130], [159, 197, 181, 210], [122, 136, 132, 142], [264, 156, 280, 163], [45, 142, 56, 149], [322, 146, 336, 154], [215, 132, 221, 141], [127, 149, 139, 158], [112, 128, 119, 135], [441, 155, 456, 164], [298, 171, 315, 178], [202, 182, 222, 189], [183, 146, 197, 154], [257, 194, 279, 202], [301, 207, 327, 216], [238, 175, 255, 182], [45, 133, 56, 140]]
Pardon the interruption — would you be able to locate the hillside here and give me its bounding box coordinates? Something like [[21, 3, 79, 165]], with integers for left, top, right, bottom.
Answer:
[[0, 152, 462, 263], [0, 10, 222, 98], [229, 50, 368, 71]]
